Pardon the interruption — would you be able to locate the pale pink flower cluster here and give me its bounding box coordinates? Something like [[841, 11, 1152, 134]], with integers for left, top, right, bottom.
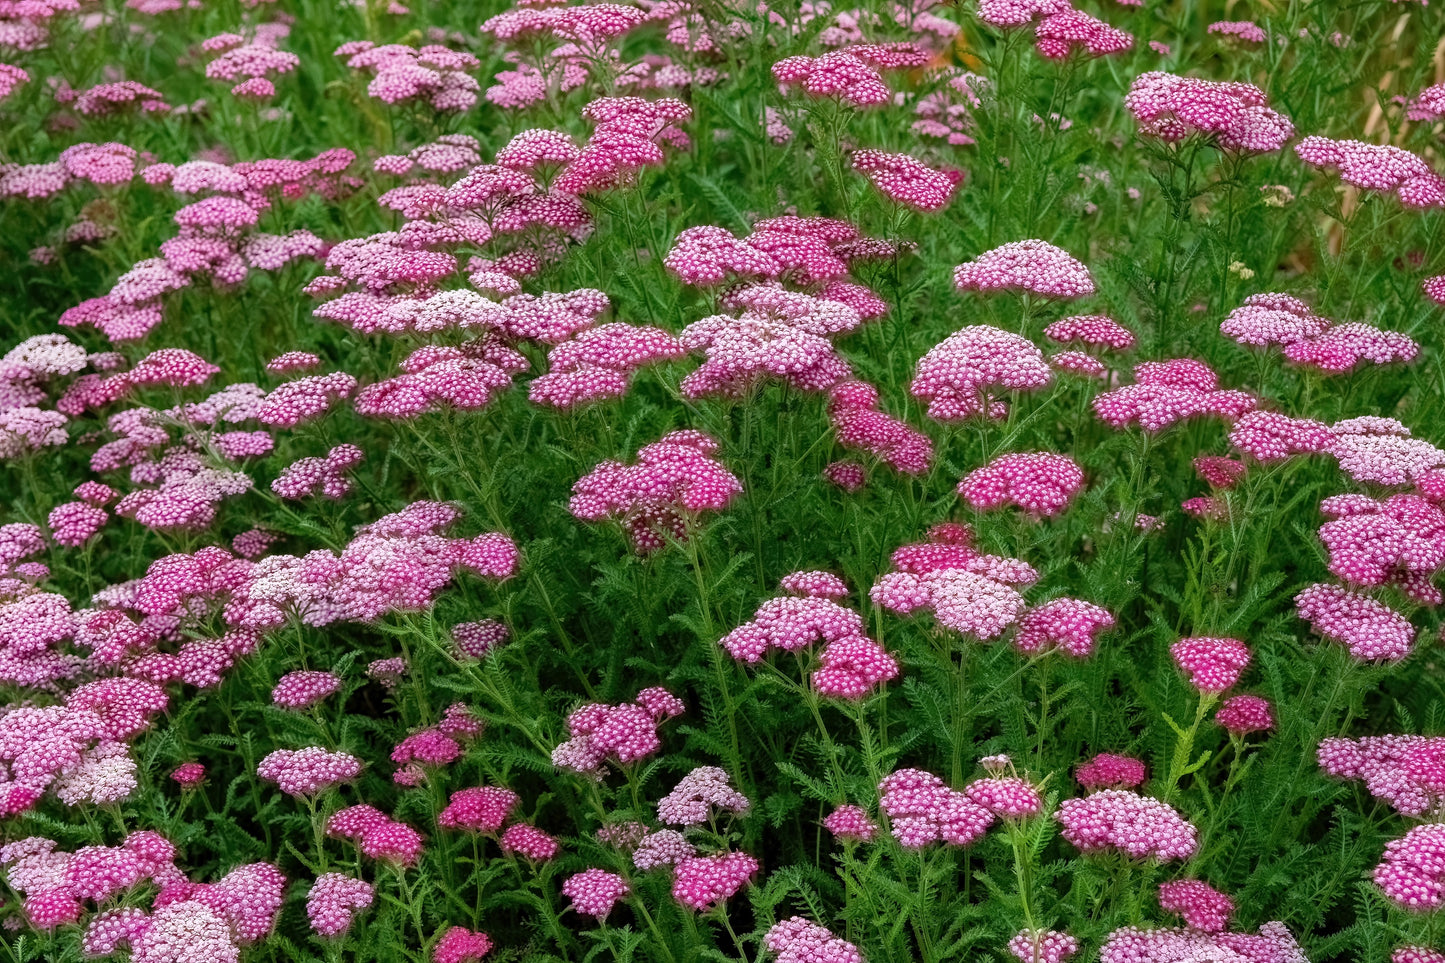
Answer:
[[1100, 922, 1308, 963], [1296, 136, 1445, 208], [658, 766, 751, 825], [1093, 358, 1255, 432], [270, 444, 365, 500], [551, 688, 685, 777], [878, 768, 996, 848], [851, 149, 962, 211], [911, 325, 1053, 421], [1034, 10, 1133, 59], [256, 747, 363, 796], [334, 40, 481, 112], [352, 341, 528, 420], [772, 50, 893, 107], [827, 380, 934, 476], [954, 239, 1095, 298], [552, 97, 693, 195], [721, 575, 899, 696], [531, 323, 685, 408], [1125, 71, 1295, 152], [1407, 83, 1445, 121], [2, 833, 174, 929], [976, 0, 1069, 28], [678, 285, 862, 397], [765, 917, 864, 963], [1318, 735, 1445, 817], [958, 451, 1085, 516], [271, 670, 342, 708], [1207, 20, 1266, 43], [870, 523, 1036, 639], [1295, 582, 1416, 661], [326, 804, 425, 866], [1008, 929, 1080, 963], [1044, 314, 1135, 351], [1057, 789, 1198, 861], [569, 431, 742, 552], [1228, 411, 1334, 462], [1225, 293, 1420, 372], [306, 873, 374, 938]]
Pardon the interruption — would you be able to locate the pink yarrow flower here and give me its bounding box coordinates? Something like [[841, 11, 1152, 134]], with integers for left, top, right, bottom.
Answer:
[[959, 452, 1085, 516]]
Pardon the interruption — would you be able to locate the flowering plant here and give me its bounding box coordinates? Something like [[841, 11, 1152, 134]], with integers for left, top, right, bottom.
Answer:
[[0, 0, 1444, 961]]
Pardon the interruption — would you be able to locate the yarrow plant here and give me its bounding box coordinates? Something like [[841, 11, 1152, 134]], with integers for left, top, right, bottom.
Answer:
[[0, 0, 1441, 960]]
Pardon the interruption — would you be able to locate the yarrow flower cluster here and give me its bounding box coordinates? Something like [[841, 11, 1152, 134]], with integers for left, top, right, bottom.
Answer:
[[911, 325, 1053, 421], [1296, 136, 1445, 209], [959, 452, 1085, 516], [551, 688, 685, 777], [720, 573, 899, 696], [1056, 789, 1199, 860], [878, 768, 997, 848], [765, 918, 864, 963], [570, 431, 742, 552], [870, 523, 1039, 639], [953, 240, 1095, 298], [1125, 72, 1295, 152]]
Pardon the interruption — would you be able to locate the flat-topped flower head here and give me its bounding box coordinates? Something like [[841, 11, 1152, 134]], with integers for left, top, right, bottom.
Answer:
[[1375, 823, 1445, 910], [1208, 21, 1267, 43], [1126, 72, 1294, 152], [765, 918, 864, 963], [978, 0, 1070, 28], [1317, 735, 1445, 816], [1215, 695, 1274, 734], [1100, 922, 1308, 963], [1014, 598, 1115, 657], [671, 852, 759, 910], [1170, 637, 1251, 693], [911, 325, 1053, 421], [1008, 929, 1080, 963], [1044, 315, 1135, 351], [433, 926, 493, 963], [306, 873, 374, 938], [1221, 293, 1332, 347], [959, 452, 1085, 516], [658, 766, 750, 825], [271, 670, 341, 709], [965, 776, 1044, 818], [1296, 137, 1445, 208], [563, 869, 629, 919], [570, 431, 742, 552], [1295, 583, 1415, 661], [851, 150, 961, 211], [879, 768, 997, 848], [823, 804, 877, 841], [1158, 879, 1235, 932], [772, 52, 891, 107], [1057, 789, 1198, 860], [954, 240, 1095, 298], [1035, 10, 1134, 59], [257, 748, 363, 796]]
